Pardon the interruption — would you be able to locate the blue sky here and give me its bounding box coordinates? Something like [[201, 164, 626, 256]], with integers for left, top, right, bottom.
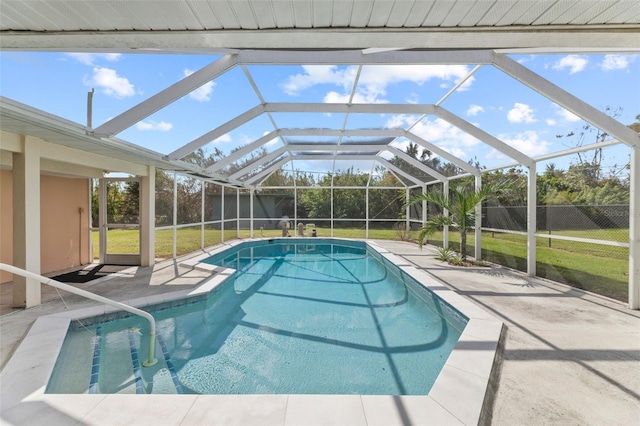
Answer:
[[1, 51, 638, 179]]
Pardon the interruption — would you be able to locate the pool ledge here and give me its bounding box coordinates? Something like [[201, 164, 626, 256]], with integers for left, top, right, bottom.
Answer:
[[0, 238, 504, 425]]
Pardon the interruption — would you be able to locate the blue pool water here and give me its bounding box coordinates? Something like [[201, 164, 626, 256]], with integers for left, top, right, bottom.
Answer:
[[47, 239, 467, 395]]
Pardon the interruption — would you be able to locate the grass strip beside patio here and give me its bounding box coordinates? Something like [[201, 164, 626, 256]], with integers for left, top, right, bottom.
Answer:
[[92, 227, 628, 302]]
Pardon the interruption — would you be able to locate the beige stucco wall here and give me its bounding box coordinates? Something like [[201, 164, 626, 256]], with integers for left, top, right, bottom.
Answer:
[[0, 170, 90, 283], [0, 170, 13, 283]]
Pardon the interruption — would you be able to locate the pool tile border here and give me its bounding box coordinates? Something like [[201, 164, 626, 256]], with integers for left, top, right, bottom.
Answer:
[[0, 238, 504, 425]]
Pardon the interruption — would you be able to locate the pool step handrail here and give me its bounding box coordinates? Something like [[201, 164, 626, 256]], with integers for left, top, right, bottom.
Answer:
[[0, 263, 158, 367]]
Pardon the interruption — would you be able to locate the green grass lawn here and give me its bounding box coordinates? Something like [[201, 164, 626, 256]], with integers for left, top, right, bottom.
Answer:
[[427, 230, 628, 302], [93, 226, 629, 302]]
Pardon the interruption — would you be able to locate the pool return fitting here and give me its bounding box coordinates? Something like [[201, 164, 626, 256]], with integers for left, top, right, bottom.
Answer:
[[0, 263, 158, 367]]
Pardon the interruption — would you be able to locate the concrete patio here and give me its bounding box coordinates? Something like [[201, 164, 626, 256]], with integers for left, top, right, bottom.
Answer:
[[1, 239, 638, 425]]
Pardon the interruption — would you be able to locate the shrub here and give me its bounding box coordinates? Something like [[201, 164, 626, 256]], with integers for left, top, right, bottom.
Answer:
[[435, 246, 456, 262]]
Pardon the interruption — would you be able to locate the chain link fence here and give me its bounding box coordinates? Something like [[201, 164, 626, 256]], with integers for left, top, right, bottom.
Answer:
[[481, 204, 629, 301], [483, 204, 628, 238]]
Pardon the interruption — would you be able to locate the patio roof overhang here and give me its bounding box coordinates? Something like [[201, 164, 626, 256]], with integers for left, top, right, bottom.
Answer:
[[1, 0, 639, 52]]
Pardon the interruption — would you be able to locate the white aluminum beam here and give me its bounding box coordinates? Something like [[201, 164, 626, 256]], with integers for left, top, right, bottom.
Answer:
[[443, 180, 450, 248], [235, 49, 494, 65], [4, 31, 640, 52], [171, 104, 434, 162], [527, 164, 537, 277], [285, 128, 479, 175], [375, 157, 424, 186], [245, 156, 292, 186], [385, 146, 447, 182], [265, 102, 436, 115], [93, 55, 238, 137], [436, 64, 482, 106], [493, 53, 640, 148], [250, 153, 422, 186], [284, 144, 388, 152], [168, 104, 265, 160], [474, 175, 482, 260], [206, 130, 279, 173], [213, 128, 482, 185], [533, 138, 623, 162], [405, 132, 480, 176], [206, 127, 479, 178], [276, 129, 475, 176], [630, 147, 640, 309], [228, 146, 287, 180], [436, 106, 534, 167]]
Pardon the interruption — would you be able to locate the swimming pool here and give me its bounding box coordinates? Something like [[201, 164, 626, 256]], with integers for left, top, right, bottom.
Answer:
[[47, 239, 467, 395]]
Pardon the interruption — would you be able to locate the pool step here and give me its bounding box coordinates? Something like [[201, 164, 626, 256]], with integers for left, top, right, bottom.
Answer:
[[96, 327, 140, 393], [87, 325, 184, 394], [156, 334, 184, 394], [88, 326, 102, 394], [127, 329, 144, 394], [137, 333, 183, 394]]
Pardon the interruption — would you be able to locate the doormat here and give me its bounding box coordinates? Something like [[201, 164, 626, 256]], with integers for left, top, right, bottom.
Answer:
[[50, 265, 130, 284]]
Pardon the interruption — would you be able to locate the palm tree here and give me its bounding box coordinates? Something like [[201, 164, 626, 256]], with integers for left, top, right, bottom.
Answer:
[[409, 183, 501, 260]]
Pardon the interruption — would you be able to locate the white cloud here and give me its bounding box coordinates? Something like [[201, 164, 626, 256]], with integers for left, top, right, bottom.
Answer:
[[600, 54, 632, 71], [323, 90, 388, 104], [556, 107, 580, 123], [282, 64, 474, 103], [66, 53, 122, 66], [507, 103, 537, 124], [552, 55, 588, 74], [213, 133, 232, 143], [282, 65, 354, 95], [488, 131, 551, 160], [516, 55, 536, 65], [385, 114, 480, 160], [466, 104, 484, 116], [86, 67, 135, 98], [262, 130, 280, 147], [136, 120, 173, 131], [544, 105, 580, 126], [405, 93, 420, 104], [184, 68, 215, 101]]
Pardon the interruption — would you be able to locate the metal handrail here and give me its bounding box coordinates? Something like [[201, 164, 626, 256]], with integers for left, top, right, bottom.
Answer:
[[0, 263, 157, 367]]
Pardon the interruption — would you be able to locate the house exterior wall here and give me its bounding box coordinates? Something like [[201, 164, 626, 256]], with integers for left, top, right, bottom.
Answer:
[[0, 170, 89, 283], [0, 170, 13, 283]]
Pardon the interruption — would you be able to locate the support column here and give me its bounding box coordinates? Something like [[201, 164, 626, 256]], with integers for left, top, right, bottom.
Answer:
[[221, 186, 225, 242], [527, 164, 537, 277], [98, 178, 107, 264], [12, 136, 41, 308], [443, 181, 449, 249], [405, 188, 410, 237], [201, 181, 205, 249], [87, 178, 93, 264], [172, 172, 177, 259], [365, 187, 369, 239], [475, 175, 482, 260], [236, 190, 240, 238], [140, 166, 155, 266], [629, 146, 639, 309], [422, 184, 427, 244], [330, 187, 334, 237], [250, 188, 255, 238], [294, 186, 298, 231]]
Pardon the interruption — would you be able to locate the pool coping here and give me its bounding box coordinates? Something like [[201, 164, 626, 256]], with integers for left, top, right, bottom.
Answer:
[[0, 238, 505, 425]]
